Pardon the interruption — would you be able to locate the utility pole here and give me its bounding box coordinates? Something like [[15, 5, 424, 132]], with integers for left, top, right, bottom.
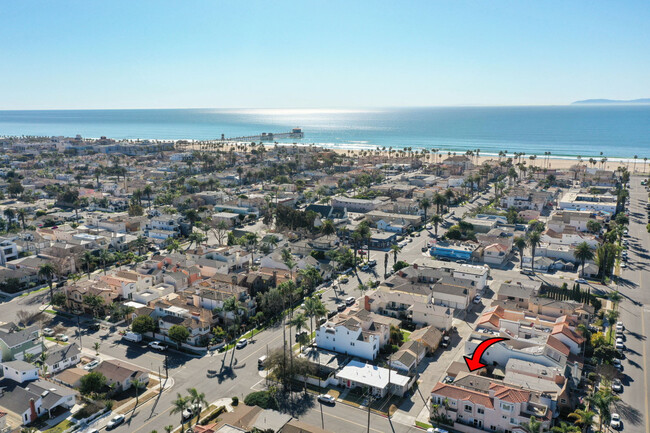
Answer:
[[76, 314, 83, 349], [320, 402, 324, 429], [367, 392, 373, 433]]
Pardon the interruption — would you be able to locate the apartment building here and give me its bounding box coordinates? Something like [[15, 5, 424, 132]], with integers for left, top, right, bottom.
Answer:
[[431, 374, 552, 433]]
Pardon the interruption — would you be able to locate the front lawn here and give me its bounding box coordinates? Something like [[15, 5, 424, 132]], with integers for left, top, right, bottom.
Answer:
[[43, 419, 72, 433]]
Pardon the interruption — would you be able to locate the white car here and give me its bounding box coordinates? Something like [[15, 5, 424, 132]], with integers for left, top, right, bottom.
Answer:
[[610, 413, 621, 429], [612, 379, 623, 393], [574, 278, 588, 284], [182, 403, 202, 420], [148, 341, 168, 351], [345, 296, 356, 306], [473, 294, 482, 304], [236, 338, 248, 349], [106, 414, 125, 429], [318, 394, 336, 404], [42, 328, 55, 337], [616, 337, 625, 344], [427, 428, 449, 433], [615, 341, 625, 351], [84, 360, 100, 371], [55, 334, 69, 342], [616, 322, 625, 332]]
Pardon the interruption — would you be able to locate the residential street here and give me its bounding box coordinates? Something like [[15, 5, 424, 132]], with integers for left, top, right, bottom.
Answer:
[[609, 176, 650, 433]]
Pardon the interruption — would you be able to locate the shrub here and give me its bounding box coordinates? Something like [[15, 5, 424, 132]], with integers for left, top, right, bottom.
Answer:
[[244, 391, 278, 410], [231, 396, 239, 406]]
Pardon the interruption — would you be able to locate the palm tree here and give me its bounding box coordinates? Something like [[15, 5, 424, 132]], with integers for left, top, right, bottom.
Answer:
[[431, 214, 443, 238], [186, 387, 208, 428], [551, 422, 579, 433], [81, 251, 95, 278], [164, 425, 174, 433], [527, 231, 541, 272], [99, 249, 112, 275], [567, 408, 596, 433], [573, 242, 594, 277], [303, 297, 326, 341], [38, 263, 56, 303], [520, 416, 546, 433], [290, 313, 308, 351], [132, 378, 145, 408], [587, 390, 619, 432], [143, 184, 154, 208], [93, 342, 101, 355], [419, 197, 431, 222], [514, 236, 527, 269], [169, 393, 191, 433], [433, 193, 445, 214], [17, 208, 28, 230], [390, 244, 402, 266], [321, 219, 336, 236], [134, 235, 149, 256]]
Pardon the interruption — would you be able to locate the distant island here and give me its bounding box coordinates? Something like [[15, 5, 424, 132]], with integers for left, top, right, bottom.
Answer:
[[572, 98, 650, 104]]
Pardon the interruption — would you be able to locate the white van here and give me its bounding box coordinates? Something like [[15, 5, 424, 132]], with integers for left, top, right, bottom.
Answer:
[[123, 332, 142, 343], [258, 355, 268, 368]]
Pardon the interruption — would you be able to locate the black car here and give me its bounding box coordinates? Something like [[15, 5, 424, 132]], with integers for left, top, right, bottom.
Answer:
[[337, 304, 346, 312], [88, 323, 100, 331]]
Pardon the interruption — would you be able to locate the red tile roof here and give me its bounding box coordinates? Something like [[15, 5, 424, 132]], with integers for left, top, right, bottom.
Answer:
[[431, 382, 494, 409]]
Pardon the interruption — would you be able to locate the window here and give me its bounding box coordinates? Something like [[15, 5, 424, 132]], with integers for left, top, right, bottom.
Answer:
[[490, 426, 496, 432], [501, 403, 513, 412], [510, 418, 519, 425], [477, 408, 484, 414], [464, 404, 472, 413]]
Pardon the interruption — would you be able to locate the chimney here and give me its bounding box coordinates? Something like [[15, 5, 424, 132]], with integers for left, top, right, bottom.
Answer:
[[29, 398, 38, 422], [398, 270, 405, 277], [413, 263, 418, 270], [364, 295, 371, 311]]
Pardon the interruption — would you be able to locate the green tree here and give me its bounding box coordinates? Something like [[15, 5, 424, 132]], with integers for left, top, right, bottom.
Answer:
[[132, 315, 156, 334], [320, 219, 336, 236], [38, 263, 57, 304], [419, 197, 431, 221], [83, 294, 104, 318], [390, 244, 402, 266], [520, 416, 546, 433], [80, 371, 107, 395], [513, 236, 527, 269], [567, 408, 596, 433], [52, 292, 67, 308], [527, 231, 541, 272], [431, 214, 443, 237], [169, 393, 191, 433], [186, 387, 208, 427], [168, 325, 190, 349], [573, 242, 594, 277]]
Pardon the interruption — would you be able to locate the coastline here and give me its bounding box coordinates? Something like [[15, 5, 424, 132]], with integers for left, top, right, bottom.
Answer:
[[182, 140, 649, 173]]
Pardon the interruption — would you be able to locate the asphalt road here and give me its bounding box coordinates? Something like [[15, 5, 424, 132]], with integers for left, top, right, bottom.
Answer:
[[609, 177, 650, 433]]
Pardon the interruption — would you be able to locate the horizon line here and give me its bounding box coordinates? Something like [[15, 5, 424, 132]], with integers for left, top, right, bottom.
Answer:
[[3, 102, 650, 111]]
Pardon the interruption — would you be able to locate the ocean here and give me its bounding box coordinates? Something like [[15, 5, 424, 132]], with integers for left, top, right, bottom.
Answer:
[[0, 106, 648, 159]]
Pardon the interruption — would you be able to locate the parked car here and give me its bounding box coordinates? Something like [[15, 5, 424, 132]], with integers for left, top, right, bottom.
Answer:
[[345, 296, 356, 306], [615, 341, 625, 351], [148, 341, 168, 351], [427, 428, 449, 433], [339, 277, 349, 284], [368, 260, 377, 267], [616, 322, 625, 332], [84, 360, 101, 371], [473, 294, 482, 304], [107, 415, 125, 429], [441, 335, 451, 348], [610, 413, 621, 429], [318, 394, 336, 405], [612, 378, 623, 393], [337, 304, 347, 312], [361, 265, 370, 272], [88, 323, 100, 332], [55, 334, 69, 342], [42, 328, 54, 337], [182, 404, 202, 420], [574, 278, 588, 284], [236, 338, 248, 349], [613, 359, 623, 371]]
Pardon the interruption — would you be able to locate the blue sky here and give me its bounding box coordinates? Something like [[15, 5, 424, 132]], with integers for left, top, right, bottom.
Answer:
[[1, 1, 649, 109]]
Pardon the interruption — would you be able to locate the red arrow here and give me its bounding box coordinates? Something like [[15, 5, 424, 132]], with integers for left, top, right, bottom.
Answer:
[[463, 337, 509, 372]]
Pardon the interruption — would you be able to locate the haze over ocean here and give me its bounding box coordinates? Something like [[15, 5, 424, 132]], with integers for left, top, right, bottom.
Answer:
[[1, 105, 648, 159]]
